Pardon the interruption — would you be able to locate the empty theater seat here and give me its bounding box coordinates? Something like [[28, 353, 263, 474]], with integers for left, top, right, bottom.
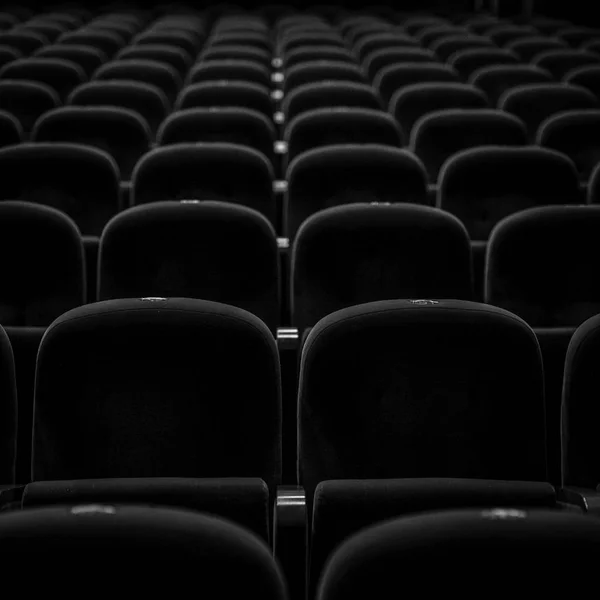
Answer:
[[564, 65, 600, 100], [0, 143, 120, 235], [506, 36, 567, 62], [448, 48, 519, 79], [310, 479, 559, 598], [131, 143, 276, 226], [35, 44, 108, 77], [32, 298, 282, 489], [390, 82, 489, 141], [68, 80, 169, 135], [469, 64, 553, 106], [0, 81, 59, 134], [98, 202, 280, 329], [282, 46, 355, 69], [202, 44, 272, 67], [32, 106, 151, 182], [0, 505, 288, 596], [283, 61, 366, 94], [537, 110, 600, 181], [438, 146, 582, 241], [285, 145, 428, 238], [430, 35, 494, 62], [283, 108, 402, 167], [58, 29, 125, 57], [499, 83, 598, 140], [0, 31, 48, 55], [187, 60, 271, 88], [317, 509, 600, 599], [20, 477, 271, 543], [292, 204, 472, 332], [0, 110, 22, 147], [411, 110, 528, 182], [298, 299, 547, 514], [363, 47, 437, 82], [0, 201, 85, 326], [0, 324, 16, 483], [533, 48, 600, 79], [116, 44, 191, 77], [157, 108, 275, 164], [0, 45, 21, 68]]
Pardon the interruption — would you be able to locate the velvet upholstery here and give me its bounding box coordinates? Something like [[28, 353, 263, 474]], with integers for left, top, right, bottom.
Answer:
[[35, 44, 107, 77], [317, 509, 600, 599], [22, 477, 271, 543], [0, 143, 120, 236], [94, 58, 182, 104], [499, 83, 598, 139], [0, 58, 85, 101], [537, 110, 600, 181], [390, 82, 489, 141], [283, 61, 366, 94], [33, 106, 151, 181], [0, 81, 59, 133], [99, 201, 280, 330], [175, 81, 273, 117], [469, 65, 553, 106], [117, 44, 192, 76], [485, 206, 600, 327], [68, 80, 169, 134], [157, 107, 275, 163], [0, 505, 288, 597], [131, 142, 276, 226], [284, 109, 402, 165], [374, 62, 459, 104], [298, 300, 547, 513], [187, 59, 271, 88], [283, 82, 382, 122], [438, 146, 581, 241], [562, 313, 600, 487], [311, 478, 558, 597], [448, 47, 518, 78], [286, 145, 428, 238], [292, 204, 472, 331], [32, 298, 282, 492], [411, 109, 528, 182], [0, 325, 16, 484]]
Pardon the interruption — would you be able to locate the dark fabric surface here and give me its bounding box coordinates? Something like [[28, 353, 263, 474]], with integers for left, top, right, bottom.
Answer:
[[292, 204, 472, 331], [0, 46, 21, 69], [157, 107, 275, 162], [562, 313, 600, 487], [317, 509, 600, 599], [33, 106, 151, 180], [469, 65, 553, 106], [32, 298, 282, 492], [0, 201, 85, 326], [285, 109, 402, 164], [0, 57, 85, 101], [202, 44, 271, 67], [533, 48, 600, 78], [286, 145, 428, 238], [0, 80, 59, 133], [134, 30, 202, 57], [499, 83, 598, 139], [391, 82, 489, 142], [281, 34, 344, 56], [175, 81, 273, 117], [117, 44, 192, 77], [357, 33, 421, 63], [94, 58, 182, 104], [486, 24, 537, 45], [131, 142, 276, 226], [187, 59, 271, 88], [299, 300, 547, 508], [283, 61, 366, 94], [375, 62, 460, 104], [485, 206, 600, 327], [438, 146, 582, 241], [0, 143, 120, 236], [311, 478, 557, 596], [283, 82, 382, 122], [448, 47, 518, 78], [0, 325, 16, 484], [99, 201, 280, 330], [4, 326, 45, 484], [537, 110, 600, 181], [565, 65, 600, 101], [430, 35, 494, 62], [506, 36, 568, 62], [58, 29, 125, 56], [22, 477, 271, 543], [412, 109, 527, 182], [283, 46, 354, 69], [35, 44, 107, 77], [363, 47, 436, 81], [68, 80, 169, 134], [0, 505, 288, 596], [0, 110, 22, 147], [0, 31, 48, 54]]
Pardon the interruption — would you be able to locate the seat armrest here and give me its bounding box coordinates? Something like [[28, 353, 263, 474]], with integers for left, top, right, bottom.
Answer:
[[274, 486, 306, 600], [559, 487, 600, 515]]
